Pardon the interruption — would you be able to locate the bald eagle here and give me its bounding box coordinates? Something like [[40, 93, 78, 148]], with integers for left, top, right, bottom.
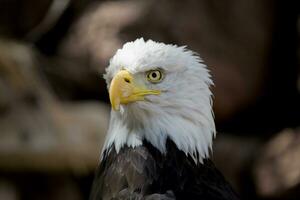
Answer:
[[90, 38, 239, 200]]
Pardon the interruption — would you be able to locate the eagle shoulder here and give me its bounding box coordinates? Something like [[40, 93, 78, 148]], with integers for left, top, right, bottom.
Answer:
[[89, 145, 175, 200]]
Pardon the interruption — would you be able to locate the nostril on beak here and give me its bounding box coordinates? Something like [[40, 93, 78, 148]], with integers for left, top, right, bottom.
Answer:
[[124, 78, 130, 83]]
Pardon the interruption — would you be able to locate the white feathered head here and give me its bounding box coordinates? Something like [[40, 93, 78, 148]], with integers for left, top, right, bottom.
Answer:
[[103, 38, 215, 163]]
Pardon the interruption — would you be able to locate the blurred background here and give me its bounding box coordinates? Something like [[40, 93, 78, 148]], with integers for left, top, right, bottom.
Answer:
[[0, 0, 299, 199]]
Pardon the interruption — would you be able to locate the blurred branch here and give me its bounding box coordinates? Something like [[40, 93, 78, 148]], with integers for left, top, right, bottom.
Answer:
[[0, 40, 109, 174], [254, 128, 300, 198], [25, 0, 71, 42]]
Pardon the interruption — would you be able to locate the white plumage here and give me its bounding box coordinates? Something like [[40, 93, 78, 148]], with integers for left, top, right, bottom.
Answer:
[[103, 38, 215, 163]]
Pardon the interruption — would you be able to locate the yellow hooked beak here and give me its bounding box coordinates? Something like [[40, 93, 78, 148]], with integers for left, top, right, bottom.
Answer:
[[109, 70, 161, 111]]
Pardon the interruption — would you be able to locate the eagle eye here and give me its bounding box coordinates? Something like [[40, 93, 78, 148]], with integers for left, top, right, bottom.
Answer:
[[146, 69, 164, 83]]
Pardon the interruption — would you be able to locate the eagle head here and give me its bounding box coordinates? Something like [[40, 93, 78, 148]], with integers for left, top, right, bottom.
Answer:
[[103, 38, 215, 163]]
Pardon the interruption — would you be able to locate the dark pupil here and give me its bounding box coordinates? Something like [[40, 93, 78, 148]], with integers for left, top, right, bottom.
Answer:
[[152, 72, 157, 78]]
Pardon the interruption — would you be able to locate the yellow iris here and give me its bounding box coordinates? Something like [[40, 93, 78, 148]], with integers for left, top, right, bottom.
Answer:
[[147, 69, 164, 83]]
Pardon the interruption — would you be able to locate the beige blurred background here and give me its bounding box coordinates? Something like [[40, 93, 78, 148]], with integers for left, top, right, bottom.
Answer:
[[0, 0, 299, 199]]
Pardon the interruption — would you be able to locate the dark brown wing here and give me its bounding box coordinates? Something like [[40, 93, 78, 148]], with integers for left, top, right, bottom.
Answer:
[[152, 139, 240, 200], [89, 146, 175, 200], [90, 139, 239, 200]]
